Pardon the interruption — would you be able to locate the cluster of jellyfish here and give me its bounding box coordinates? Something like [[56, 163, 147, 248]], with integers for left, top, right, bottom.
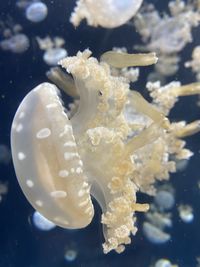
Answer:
[[1, 0, 200, 265]]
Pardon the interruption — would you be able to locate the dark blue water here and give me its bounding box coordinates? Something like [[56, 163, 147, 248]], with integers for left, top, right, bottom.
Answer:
[[0, 1, 200, 266]]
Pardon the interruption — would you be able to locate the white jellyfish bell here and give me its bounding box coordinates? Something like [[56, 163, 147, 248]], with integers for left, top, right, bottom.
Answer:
[[43, 48, 67, 66], [25, 1, 48, 23], [36, 36, 67, 66], [71, 0, 143, 28]]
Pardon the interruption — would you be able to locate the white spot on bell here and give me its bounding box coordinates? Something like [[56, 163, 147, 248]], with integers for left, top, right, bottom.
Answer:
[[18, 152, 26, 160], [36, 128, 51, 139], [58, 170, 69, 177], [50, 190, 67, 198], [26, 179, 34, 188]]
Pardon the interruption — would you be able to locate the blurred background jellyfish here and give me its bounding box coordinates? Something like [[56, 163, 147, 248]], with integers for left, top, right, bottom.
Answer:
[[64, 249, 78, 262], [0, 182, 8, 203], [17, 0, 48, 23], [178, 204, 194, 223], [153, 258, 178, 267], [0, 144, 11, 165], [32, 211, 56, 231], [154, 186, 175, 211], [0, 21, 29, 53], [143, 222, 171, 244], [133, 0, 200, 77], [36, 36, 67, 66], [70, 0, 144, 28], [142, 184, 175, 244]]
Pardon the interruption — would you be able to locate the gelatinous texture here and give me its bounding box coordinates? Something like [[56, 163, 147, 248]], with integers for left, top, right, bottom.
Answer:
[[26, 2, 48, 23], [70, 0, 143, 28], [11, 83, 94, 229], [11, 50, 200, 253]]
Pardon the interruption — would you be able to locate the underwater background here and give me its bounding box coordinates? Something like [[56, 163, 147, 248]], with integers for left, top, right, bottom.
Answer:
[[0, 0, 200, 266]]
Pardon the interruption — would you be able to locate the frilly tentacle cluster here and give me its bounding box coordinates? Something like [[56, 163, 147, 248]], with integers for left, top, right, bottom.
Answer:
[[58, 50, 200, 253]]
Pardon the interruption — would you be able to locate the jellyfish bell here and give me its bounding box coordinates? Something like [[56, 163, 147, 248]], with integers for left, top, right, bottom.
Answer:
[[32, 211, 56, 231], [25, 1, 48, 23], [71, 0, 143, 28], [154, 189, 175, 211], [0, 33, 29, 53], [43, 48, 67, 66]]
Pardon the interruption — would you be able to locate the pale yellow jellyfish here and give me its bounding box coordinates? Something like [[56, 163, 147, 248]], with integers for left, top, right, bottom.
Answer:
[[70, 0, 143, 28], [11, 50, 200, 254]]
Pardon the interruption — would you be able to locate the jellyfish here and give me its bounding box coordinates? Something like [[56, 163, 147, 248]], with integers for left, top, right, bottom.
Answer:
[[36, 36, 67, 66], [0, 144, 11, 165], [16, 0, 48, 23], [133, 1, 200, 76], [154, 259, 178, 267], [32, 211, 56, 231], [178, 204, 194, 223], [70, 0, 143, 28], [154, 189, 175, 211], [185, 46, 200, 82], [0, 182, 8, 202], [0, 21, 29, 53], [143, 222, 171, 244], [64, 249, 78, 262], [25, 2, 48, 23], [11, 50, 200, 253]]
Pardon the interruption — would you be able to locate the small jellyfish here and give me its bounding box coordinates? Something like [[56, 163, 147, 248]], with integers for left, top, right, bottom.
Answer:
[[25, 2, 48, 23], [0, 182, 8, 202], [0, 144, 11, 165], [178, 204, 194, 223], [64, 249, 78, 262], [44, 48, 67, 66], [154, 259, 178, 267], [0, 33, 29, 53], [32, 211, 56, 231], [70, 0, 143, 28], [36, 36, 67, 66], [0, 21, 29, 53], [154, 189, 175, 211], [143, 222, 170, 244]]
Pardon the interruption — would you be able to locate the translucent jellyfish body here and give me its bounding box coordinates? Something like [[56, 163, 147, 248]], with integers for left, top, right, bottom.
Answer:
[[25, 2, 48, 22], [64, 249, 78, 262], [70, 0, 143, 28], [154, 189, 175, 211], [0, 21, 29, 53], [0, 33, 29, 53], [134, 1, 200, 76], [36, 36, 67, 66], [0, 144, 11, 165], [154, 259, 178, 267], [44, 48, 67, 66], [147, 16, 193, 54], [32, 211, 56, 231], [143, 222, 170, 244], [178, 204, 194, 223], [11, 50, 200, 253]]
